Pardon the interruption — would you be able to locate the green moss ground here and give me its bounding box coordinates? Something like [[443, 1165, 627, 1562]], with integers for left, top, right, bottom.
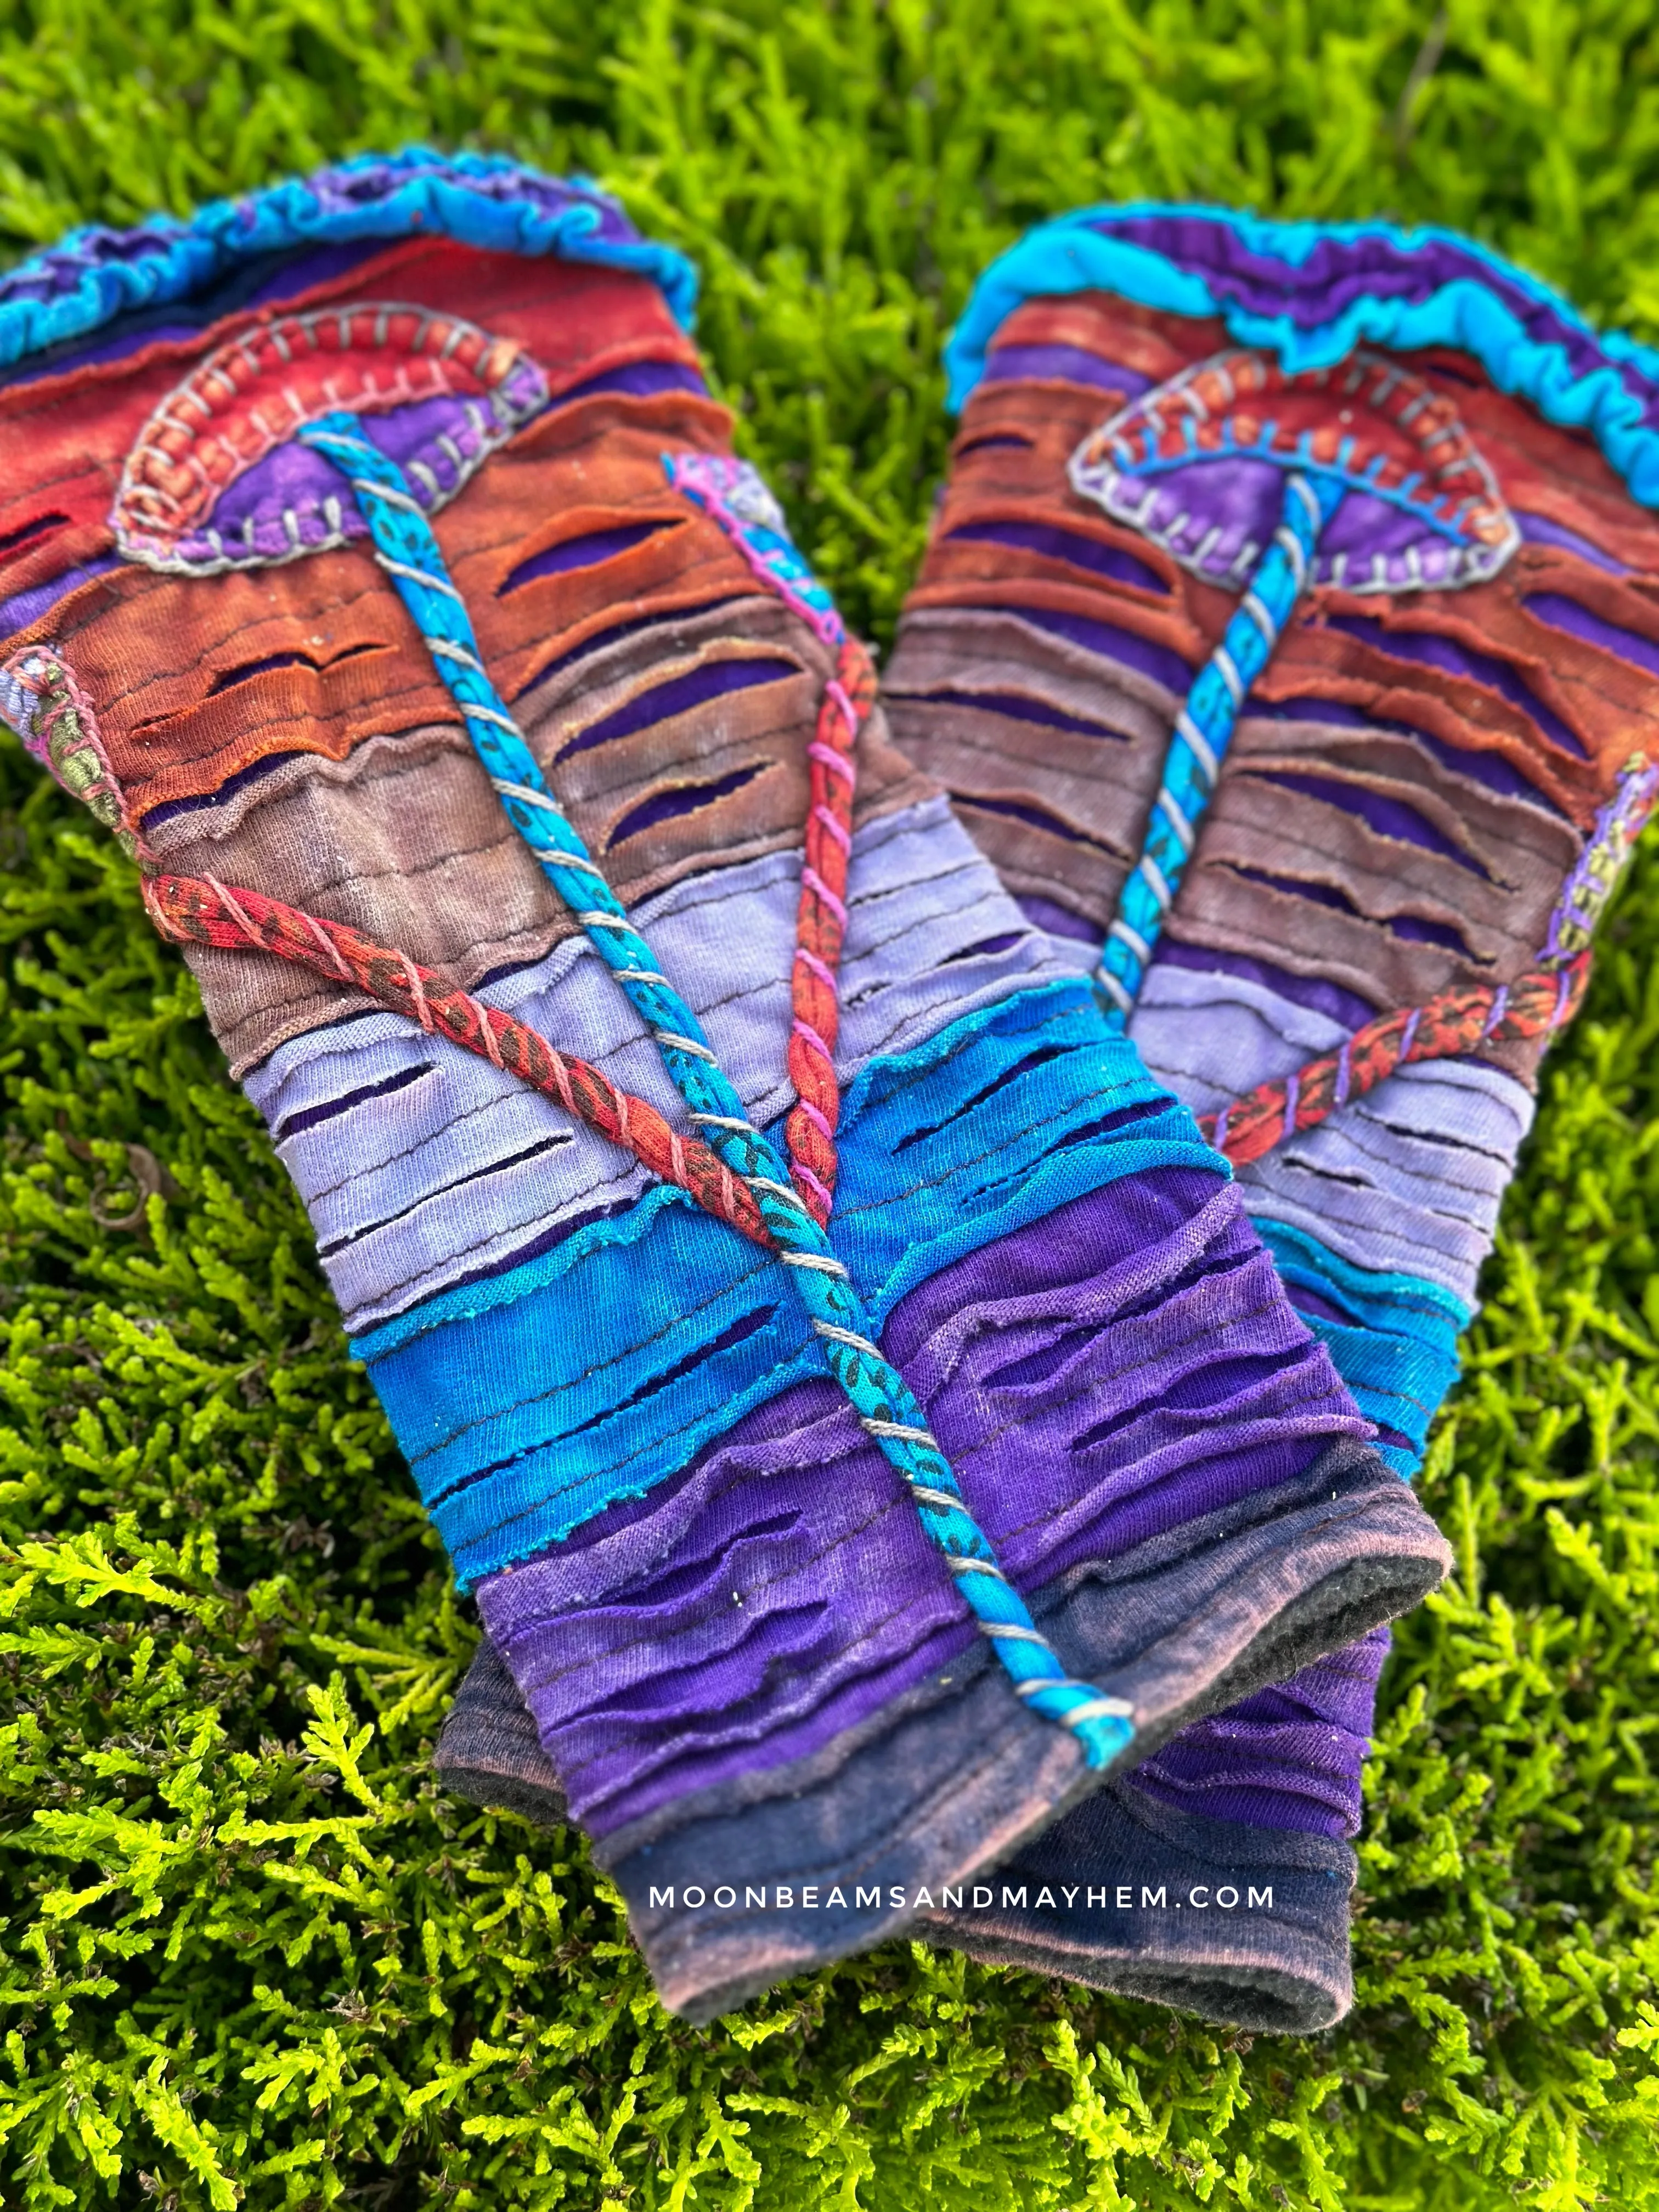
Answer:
[[1, 3, 1658, 2203]]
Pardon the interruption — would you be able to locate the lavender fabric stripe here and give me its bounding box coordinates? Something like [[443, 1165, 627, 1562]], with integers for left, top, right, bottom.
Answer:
[[0, 558, 120, 641], [1124, 962, 1535, 1297], [1150, 939, 1378, 1031], [1129, 962, 1351, 1093], [1017, 892, 1103, 945], [983, 917, 1534, 1293], [479, 1172, 1367, 1833], [982, 343, 1153, 394], [240, 797, 1077, 1334], [1235, 1075, 1533, 1302]]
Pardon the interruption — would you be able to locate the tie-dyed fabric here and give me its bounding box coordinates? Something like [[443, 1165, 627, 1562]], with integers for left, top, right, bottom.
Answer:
[[0, 159, 1450, 2024], [872, 204, 1659, 2027]]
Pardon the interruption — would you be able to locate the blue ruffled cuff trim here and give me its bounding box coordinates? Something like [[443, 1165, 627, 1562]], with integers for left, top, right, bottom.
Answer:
[[0, 145, 699, 371], [942, 201, 1659, 509]]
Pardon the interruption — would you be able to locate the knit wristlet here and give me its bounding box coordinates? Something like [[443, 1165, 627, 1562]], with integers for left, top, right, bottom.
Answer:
[[880, 203, 1658, 2029]]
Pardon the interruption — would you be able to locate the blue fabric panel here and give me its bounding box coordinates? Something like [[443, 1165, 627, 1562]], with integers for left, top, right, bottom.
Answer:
[[357, 980, 1223, 1582]]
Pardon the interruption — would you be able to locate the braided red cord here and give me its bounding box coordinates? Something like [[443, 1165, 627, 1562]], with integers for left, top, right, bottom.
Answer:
[[1200, 953, 1593, 1168], [142, 872, 772, 1249], [785, 637, 876, 1224]]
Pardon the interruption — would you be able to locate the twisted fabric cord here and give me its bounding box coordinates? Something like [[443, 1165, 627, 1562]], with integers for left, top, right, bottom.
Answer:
[[786, 641, 872, 1222], [293, 411, 1133, 1768], [141, 870, 770, 1243], [1200, 955, 1593, 1166], [1095, 467, 1343, 1024]]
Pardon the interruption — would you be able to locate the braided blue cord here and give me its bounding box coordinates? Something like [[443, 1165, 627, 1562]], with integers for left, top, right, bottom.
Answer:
[[1095, 467, 1345, 1026], [295, 411, 1133, 1769]]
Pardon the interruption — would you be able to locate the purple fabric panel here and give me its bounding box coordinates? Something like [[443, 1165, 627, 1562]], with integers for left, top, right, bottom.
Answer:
[[1318, 486, 1460, 569], [945, 517, 1169, 595], [207, 387, 506, 555], [478, 1172, 1367, 1834], [1150, 938, 1378, 1029], [1096, 214, 1625, 400], [1229, 861, 1473, 956], [161, 361, 692, 570], [610, 762, 764, 840], [1326, 611, 1590, 759], [1252, 695, 1566, 811], [1121, 456, 1463, 589], [983, 342, 1153, 394], [1523, 589, 1659, 678], [1131, 1627, 1390, 1838], [881, 1172, 1365, 1588], [556, 656, 799, 760], [991, 602, 1195, 694], [209, 433, 370, 544], [1017, 891, 1103, 944], [503, 520, 674, 590], [1116, 453, 1280, 566], [0, 556, 120, 641], [926, 689, 1135, 743], [477, 1379, 976, 1834], [1515, 508, 1631, 574], [1249, 768, 1486, 874], [556, 358, 706, 403], [1284, 1282, 1359, 1328], [1327, 487, 1442, 557]]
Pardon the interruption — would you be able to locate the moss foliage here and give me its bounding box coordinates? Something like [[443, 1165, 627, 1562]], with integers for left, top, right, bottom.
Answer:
[[1, 2, 1658, 2203]]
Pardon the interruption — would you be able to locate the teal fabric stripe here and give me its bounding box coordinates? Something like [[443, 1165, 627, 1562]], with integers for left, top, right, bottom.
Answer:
[[357, 983, 1220, 1582], [1252, 1217, 1468, 1475], [942, 202, 1659, 507]]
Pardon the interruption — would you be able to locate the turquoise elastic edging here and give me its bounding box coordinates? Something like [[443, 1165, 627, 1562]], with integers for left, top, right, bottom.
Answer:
[[942, 201, 1659, 509], [0, 146, 698, 372]]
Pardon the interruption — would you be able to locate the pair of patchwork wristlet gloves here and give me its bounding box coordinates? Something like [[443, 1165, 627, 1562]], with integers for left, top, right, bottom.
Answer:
[[4, 153, 1655, 2033]]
